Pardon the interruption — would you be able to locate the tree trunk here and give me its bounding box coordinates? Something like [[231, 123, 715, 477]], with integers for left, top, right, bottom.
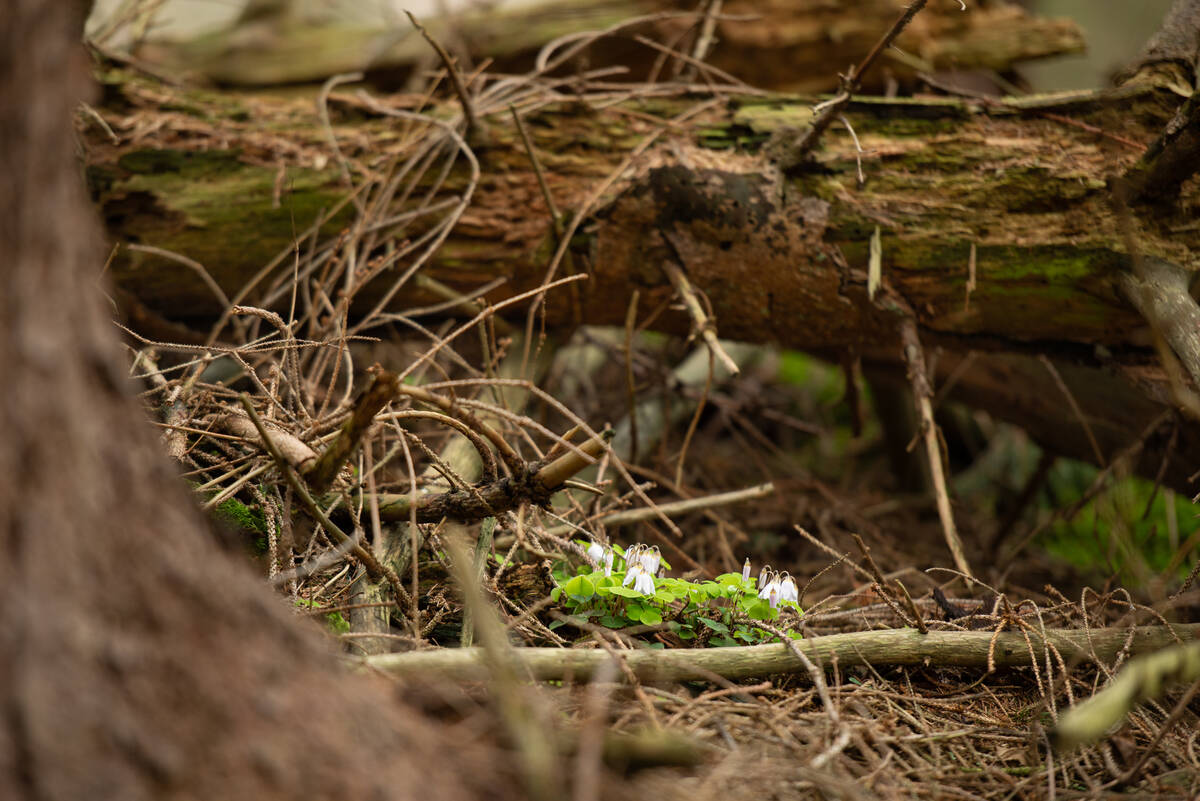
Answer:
[[0, 4, 505, 799], [86, 66, 1200, 490]]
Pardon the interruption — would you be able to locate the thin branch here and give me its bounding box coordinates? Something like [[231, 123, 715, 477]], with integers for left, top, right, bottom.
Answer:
[[362, 624, 1200, 683], [541, 482, 774, 538], [406, 11, 480, 140], [368, 429, 612, 523], [661, 260, 740, 376], [783, 0, 932, 167], [897, 315, 973, 579], [238, 394, 411, 606], [305, 368, 401, 494], [1039, 354, 1106, 467], [509, 104, 561, 237]]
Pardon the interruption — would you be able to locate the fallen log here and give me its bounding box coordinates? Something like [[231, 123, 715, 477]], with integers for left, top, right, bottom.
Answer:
[[123, 0, 1083, 91], [362, 623, 1200, 682], [84, 62, 1200, 489]]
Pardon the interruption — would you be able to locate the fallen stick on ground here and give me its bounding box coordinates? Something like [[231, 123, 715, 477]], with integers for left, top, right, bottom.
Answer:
[[1053, 638, 1200, 752], [361, 624, 1200, 683]]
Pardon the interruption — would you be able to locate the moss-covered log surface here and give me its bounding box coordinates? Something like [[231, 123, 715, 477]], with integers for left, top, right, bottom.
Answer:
[[83, 65, 1200, 488]]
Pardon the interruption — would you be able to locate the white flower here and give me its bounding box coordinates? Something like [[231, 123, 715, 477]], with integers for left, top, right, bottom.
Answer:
[[742, 558, 751, 582], [640, 545, 661, 576], [758, 572, 781, 602], [767, 586, 780, 609], [623, 563, 642, 588], [603, 549, 614, 577], [633, 568, 656, 596], [779, 572, 798, 604], [757, 565, 773, 590], [624, 544, 642, 572], [587, 541, 604, 564]]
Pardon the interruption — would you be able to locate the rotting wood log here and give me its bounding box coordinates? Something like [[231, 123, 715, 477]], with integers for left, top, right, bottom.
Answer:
[[362, 623, 1200, 683], [128, 0, 1083, 91], [84, 66, 1200, 489]]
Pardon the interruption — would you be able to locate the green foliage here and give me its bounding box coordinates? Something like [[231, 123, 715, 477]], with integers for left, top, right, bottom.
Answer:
[[294, 598, 350, 634], [948, 423, 1197, 586], [209, 494, 270, 554], [776, 350, 846, 407], [1043, 460, 1199, 585], [212, 496, 267, 534], [773, 349, 879, 478], [551, 547, 801, 646]]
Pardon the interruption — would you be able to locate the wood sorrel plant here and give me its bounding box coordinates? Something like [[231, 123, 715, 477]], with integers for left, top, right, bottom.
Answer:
[[550, 543, 802, 646]]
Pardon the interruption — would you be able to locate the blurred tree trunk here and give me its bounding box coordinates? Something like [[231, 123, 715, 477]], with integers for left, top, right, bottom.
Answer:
[[0, 4, 498, 799]]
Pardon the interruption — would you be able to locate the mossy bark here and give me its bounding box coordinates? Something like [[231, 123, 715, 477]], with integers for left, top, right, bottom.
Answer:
[[84, 69, 1200, 487]]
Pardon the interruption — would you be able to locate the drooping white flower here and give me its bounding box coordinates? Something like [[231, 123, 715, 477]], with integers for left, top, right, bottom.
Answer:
[[623, 563, 642, 588], [779, 572, 799, 604], [623, 544, 642, 572], [767, 586, 780, 609], [634, 568, 656, 596], [603, 549, 614, 577], [757, 565, 773, 590], [640, 545, 661, 576], [587, 541, 604, 565], [742, 558, 751, 582], [758, 572, 781, 602]]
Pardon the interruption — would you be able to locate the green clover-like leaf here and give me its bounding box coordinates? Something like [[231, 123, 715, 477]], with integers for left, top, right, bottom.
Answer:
[[563, 574, 596, 602], [638, 607, 663, 625]]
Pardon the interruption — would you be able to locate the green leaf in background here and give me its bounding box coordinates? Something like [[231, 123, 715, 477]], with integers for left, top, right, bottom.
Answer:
[[698, 617, 729, 634]]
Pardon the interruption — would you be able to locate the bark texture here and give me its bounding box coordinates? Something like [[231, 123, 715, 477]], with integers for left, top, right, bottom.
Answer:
[[1135, 0, 1200, 80], [85, 71, 1200, 489], [0, 4, 503, 799], [367, 623, 1200, 683]]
